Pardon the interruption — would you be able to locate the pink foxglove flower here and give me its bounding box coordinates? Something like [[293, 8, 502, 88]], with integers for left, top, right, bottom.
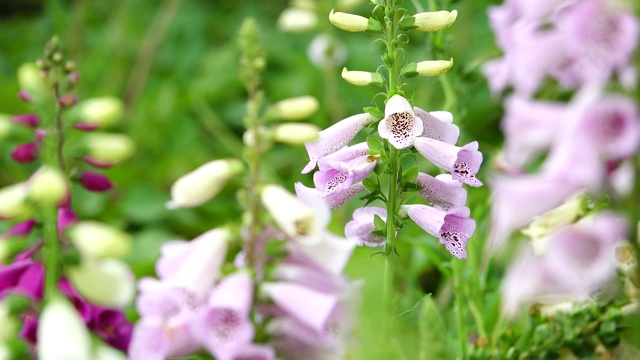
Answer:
[[378, 95, 423, 149], [414, 138, 483, 187], [191, 272, 255, 360], [286, 231, 355, 276], [11, 114, 39, 128], [401, 205, 476, 259], [302, 113, 374, 173], [79, 171, 113, 192], [414, 173, 467, 210], [344, 206, 387, 247], [414, 108, 459, 144], [11, 143, 38, 163], [313, 143, 377, 197], [0, 219, 37, 238]]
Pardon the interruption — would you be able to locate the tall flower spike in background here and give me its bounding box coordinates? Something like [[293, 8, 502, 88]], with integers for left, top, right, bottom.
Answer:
[[131, 18, 357, 360], [0, 37, 135, 359]]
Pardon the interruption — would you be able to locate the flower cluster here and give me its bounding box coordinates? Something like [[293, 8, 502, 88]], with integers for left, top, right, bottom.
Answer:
[[0, 38, 135, 359], [484, 0, 640, 314]]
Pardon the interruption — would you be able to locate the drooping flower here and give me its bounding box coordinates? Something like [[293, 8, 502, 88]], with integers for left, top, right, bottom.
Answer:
[[313, 143, 378, 197], [413, 138, 483, 187], [378, 95, 423, 149], [401, 205, 476, 259], [37, 297, 92, 360], [302, 113, 374, 174], [344, 206, 387, 247], [414, 173, 467, 210], [414, 108, 459, 144]]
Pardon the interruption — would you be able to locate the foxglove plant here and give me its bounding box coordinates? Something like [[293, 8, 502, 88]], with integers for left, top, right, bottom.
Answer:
[[0, 37, 135, 358], [300, 0, 482, 355], [130, 19, 357, 360]]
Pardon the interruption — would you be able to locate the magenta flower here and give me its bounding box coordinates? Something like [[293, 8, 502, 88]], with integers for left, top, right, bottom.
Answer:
[[344, 206, 387, 247], [0, 219, 37, 238], [11, 114, 39, 128], [11, 142, 38, 163], [414, 138, 483, 187], [0, 258, 44, 300], [414, 173, 467, 210], [378, 95, 423, 149], [58, 206, 79, 234], [302, 113, 374, 174], [190, 271, 255, 360], [401, 205, 476, 259], [414, 108, 459, 144], [79, 171, 114, 192], [91, 308, 133, 352]]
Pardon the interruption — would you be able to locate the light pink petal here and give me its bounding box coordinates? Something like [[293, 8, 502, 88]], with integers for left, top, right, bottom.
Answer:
[[344, 206, 387, 247], [415, 173, 467, 210], [414, 108, 459, 144]]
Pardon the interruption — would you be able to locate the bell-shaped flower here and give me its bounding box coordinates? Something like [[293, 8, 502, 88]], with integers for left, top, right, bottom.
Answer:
[[345, 206, 387, 247], [190, 271, 254, 360], [68, 221, 132, 260], [90, 307, 133, 352], [314, 143, 378, 197], [167, 159, 243, 209], [378, 95, 423, 149], [130, 315, 201, 360], [262, 184, 329, 245], [156, 228, 230, 298], [11, 142, 38, 163], [37, 296, 92, 360], [67, 258, 135, 307], [0, 183, 32, 220], [414, 138, 483, 187], [414, 173, 467, 210], [414, 108, 459, 144], [501, 96, 565, 168], [401, 205, 476, 259], [287, 231, 355, 275], [261, 282, 338, 332], [302, 113, 374, 174], [0, 257, 44, 300], [412, 10, 458, 32]]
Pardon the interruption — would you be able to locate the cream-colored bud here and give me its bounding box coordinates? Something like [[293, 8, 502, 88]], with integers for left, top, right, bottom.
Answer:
[[75, 97, 124, 128], [0, 114, 11, 139], [68, 221, 132, 259], [414, 10, 458, 32], [278, 8, 318, 32], [292, 0, 316, 11], [38, 297, 92, 360], [68, 259, 134, 307], [167, 159, 244, 209], [17, 63, 47, 100], [95, 343, 128, 360], [525, 193, 585, 254], [341, 67, 384, 86], [0, 183, 31, 219], [28, 167, 68, 206], [85, 133, 135, 165], [261, 185, 318, 242], [272, 123, 320, 145], [416, 58, 453, 76], [329, 9, 370, 32], [269, 96, 320, 121]]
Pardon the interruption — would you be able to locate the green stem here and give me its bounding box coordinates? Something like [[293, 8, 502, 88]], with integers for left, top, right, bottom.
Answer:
[[453, 260, 468, 360], [42, 83, 65, 301], [244, 87, 263, 268], [383, 145, 399, 312]]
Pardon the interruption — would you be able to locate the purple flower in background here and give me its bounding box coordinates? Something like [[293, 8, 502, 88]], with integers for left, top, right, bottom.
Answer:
[[345, 206, 387, 247], [401, 205, 476, 259], [378, 95, 423, 149], [302, 113, 374, 174], [414, 138, 483, 187]]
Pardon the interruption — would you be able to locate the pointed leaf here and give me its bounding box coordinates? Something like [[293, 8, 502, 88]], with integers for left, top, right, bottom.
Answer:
[[419, 295, 454, 360], [401, 166, 419, 183], [373, 214, 386, 231]]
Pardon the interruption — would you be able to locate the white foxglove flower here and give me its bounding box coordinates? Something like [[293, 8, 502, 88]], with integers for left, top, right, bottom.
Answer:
[[68, 258, 135, 307], [413, 10, 458, 32], [38, 297, 92, 360]]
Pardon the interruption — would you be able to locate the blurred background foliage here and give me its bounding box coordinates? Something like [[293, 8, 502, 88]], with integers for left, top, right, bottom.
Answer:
[[0, 0, 507, 358]]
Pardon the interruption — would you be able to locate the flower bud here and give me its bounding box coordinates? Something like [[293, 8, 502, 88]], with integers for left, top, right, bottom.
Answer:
[[10, 143, 38, 163], [58, 95, 78, 108], [523, 194, 586, 251], [68, 259, 134, 307], [268, 96, 320, 121], [75, 97, 124, 128], [17, 63, 47, 102], [11, 114, 39, 128], [416, 58, 453, 77], [329, 9, 380, 32], [412, 10, 458, 32], [79, 171, 113, 192], [84, 133, 135, 167], [0, 301, 19, 341], [261, 184, 319, 242], [0, 183, 32, 219], [167, 159, 244, 209], [0, 115, 12, 140], [278, 8, 317, 32], [37, 296, 92, 360], [272, 123, 320, 145], [28, 167, 69, 206], [341, 67, 385, 87], [68, 221, 132, 259], [18, 90, 32, 103]]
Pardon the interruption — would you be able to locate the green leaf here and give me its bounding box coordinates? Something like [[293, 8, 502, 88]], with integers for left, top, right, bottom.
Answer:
[[373, 214, 386, 231], [402, 183, 421, 192], [366, 136, 384, 152], [418, 295, 455, 360], [371, 229, 386, 237], [362, 177, 379, 192], [401, 166, 419, 183]]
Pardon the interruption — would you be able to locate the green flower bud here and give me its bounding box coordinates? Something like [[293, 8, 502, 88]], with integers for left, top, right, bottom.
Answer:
[[68, 221, 132, 259], [75, 97, 124, 128], [341, 68, 385, 87], [416, 58, 454, 76], [28, 167, 69, 206], [84, 133, 136, 166]]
